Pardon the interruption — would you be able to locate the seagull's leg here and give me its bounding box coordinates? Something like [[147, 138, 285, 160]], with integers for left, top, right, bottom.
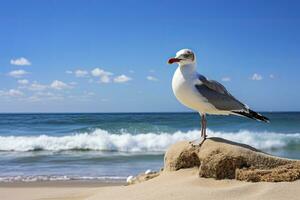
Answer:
[[190, 113, 206, 146], [200, 114, 204, 137], [197, 114, 207, 146], [203, 114, 207, 139]]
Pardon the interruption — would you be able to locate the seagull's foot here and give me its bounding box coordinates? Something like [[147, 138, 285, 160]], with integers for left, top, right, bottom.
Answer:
[[189, 137, 206, 147]]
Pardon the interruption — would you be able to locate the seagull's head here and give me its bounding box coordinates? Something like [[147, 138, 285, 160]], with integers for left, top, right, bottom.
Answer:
[[168, 49, 196, 65]]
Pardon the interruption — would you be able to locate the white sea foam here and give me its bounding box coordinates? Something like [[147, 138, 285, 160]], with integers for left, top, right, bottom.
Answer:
[[0, 175, 126, 183], [0, 129, 299, 152]]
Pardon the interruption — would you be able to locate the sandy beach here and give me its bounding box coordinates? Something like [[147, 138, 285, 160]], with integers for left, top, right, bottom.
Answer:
[[1, 168, 300, 200], [0, 180, 123, 200], [2, 137, 300, 200]]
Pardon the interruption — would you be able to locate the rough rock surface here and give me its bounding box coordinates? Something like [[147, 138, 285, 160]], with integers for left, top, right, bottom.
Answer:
[[164, 137, 300, 182]]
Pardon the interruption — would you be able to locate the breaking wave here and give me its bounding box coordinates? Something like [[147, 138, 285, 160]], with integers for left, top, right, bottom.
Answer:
[[0, 129, 299, 152]]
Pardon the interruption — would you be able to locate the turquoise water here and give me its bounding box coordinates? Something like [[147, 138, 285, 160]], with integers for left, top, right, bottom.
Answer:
[[0, 112, 299, 182]]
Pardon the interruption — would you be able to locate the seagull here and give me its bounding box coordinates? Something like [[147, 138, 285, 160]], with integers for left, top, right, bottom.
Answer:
[[168, 49, 269, 145]]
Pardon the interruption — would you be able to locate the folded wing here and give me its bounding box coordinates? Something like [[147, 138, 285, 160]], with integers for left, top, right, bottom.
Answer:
[[195, 74, 269, 122]]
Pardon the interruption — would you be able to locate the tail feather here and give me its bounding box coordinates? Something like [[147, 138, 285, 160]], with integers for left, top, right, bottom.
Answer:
[[232, 109, 270, 123]]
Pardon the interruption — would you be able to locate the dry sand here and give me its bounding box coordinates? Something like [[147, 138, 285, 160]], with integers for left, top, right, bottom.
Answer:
[[1, 169, 300, 200]]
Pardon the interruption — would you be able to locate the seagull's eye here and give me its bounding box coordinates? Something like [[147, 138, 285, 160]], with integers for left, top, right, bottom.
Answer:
[[183, 54, 191, 59]]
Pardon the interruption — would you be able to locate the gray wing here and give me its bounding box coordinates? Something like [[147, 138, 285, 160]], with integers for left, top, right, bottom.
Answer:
[[196, 74, 248, 111]]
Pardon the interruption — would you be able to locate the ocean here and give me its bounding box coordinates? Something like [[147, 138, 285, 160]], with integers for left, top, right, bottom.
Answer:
[[0, 112, 299, 182]]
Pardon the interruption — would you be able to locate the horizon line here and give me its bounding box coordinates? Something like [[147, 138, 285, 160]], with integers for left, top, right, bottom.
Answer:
[[0, 111, 299, 114]]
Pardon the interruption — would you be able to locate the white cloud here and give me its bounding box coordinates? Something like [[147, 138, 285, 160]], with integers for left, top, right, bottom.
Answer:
[[35, 92, 55, 97], [9, 89, 24, 97], [221, 77, 231, 82], [69, 81, 77, 85], [0, 89, 24, 97], [10, 57, 31, 66], [114, 75, 132, 83], [8, 70, 29, 78], [75, 69, 88, 77], [50, 80, 72, 90], [27, 92, 64, 102], [146, 76, 158, 81], [18, 79, 29, 85], [269, 74, 275, 79], [91, 68, 112, 76], [101, 76, 111, 83], [129, 70, 135, 73], [65, 70, 73, 74], [27, 95, 41, 102], [251, 73, 263, 81], [28, 82, 48, 91], [91, 68, 113, 83]]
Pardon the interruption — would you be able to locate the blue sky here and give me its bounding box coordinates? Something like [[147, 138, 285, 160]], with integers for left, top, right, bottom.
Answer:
[[0, 0, 300, 112]]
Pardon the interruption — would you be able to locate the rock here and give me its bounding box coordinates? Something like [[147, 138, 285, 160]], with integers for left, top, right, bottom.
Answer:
[[164, 141, 200, 171], [126, 175, 134, 184], [126, 171, 160, 185], [145, 169, 152, 175], [164, 137, 300, 182], [236, 163, 300, 182]]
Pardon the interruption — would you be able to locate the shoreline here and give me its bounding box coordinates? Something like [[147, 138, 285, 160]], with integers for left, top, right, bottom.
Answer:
[[0, 179, 125, 188]]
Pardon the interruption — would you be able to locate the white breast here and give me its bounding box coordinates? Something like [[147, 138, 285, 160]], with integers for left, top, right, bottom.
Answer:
[[172, 66, 216, 114]]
